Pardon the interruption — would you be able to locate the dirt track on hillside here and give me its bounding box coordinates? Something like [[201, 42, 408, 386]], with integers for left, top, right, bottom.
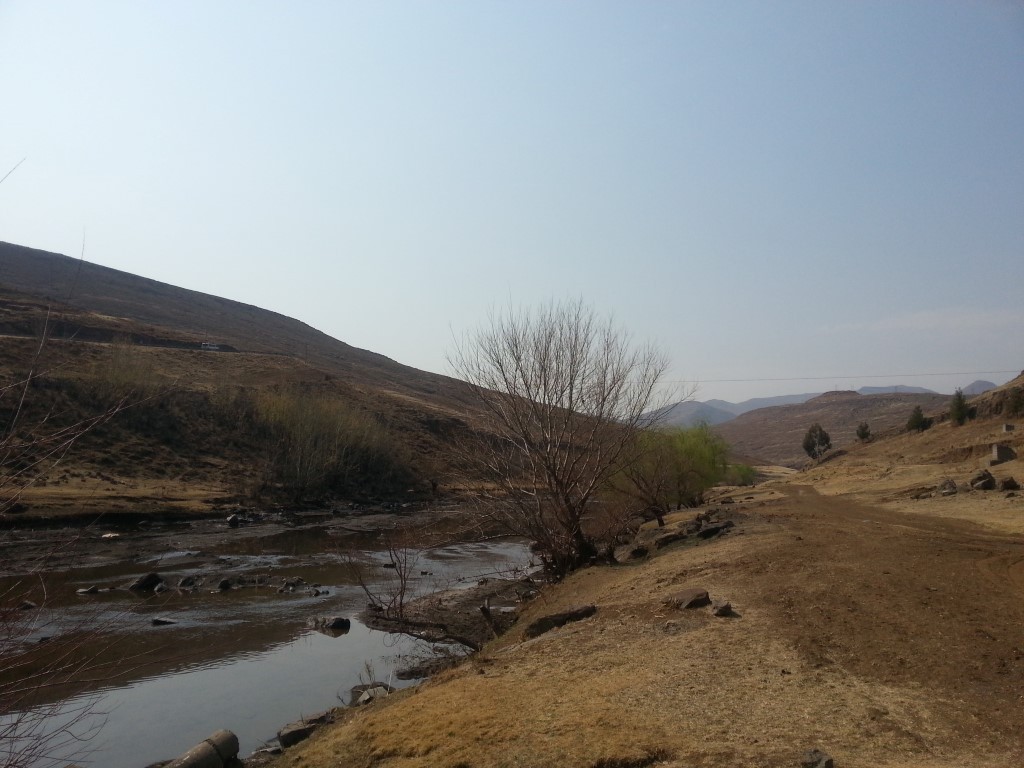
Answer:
[[277, 486, 1024, 768]]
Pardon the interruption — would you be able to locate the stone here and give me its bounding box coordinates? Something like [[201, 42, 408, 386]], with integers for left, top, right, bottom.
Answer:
[[999, 476, 1020, 491], [696, 520, 735, 539], [800, 748, 834, 768], [663, 588, 711, 610], [711, 598, 733, 617], [217, 579, 232, 591], [128, 573, 164, 592], [307, 616, 351, 637], [165, 729, 239, 768], [226, 514, 240, 528], [178, 576, 200, 590], [277, 721, 317, 748], [937, 477, 957, 496], [151, 617, 177, 626], [970, 469, 996, 491], [523, 604, 598, 638], [18, 600, 37, 610], [356, 686, 392, 705], [76, 585, 100, 595], [349, 682, 395, 707]]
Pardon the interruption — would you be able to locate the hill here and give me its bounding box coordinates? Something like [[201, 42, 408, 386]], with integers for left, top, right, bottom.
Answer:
[[0, 241, 480, 518], [962, 379, 996, 395], [0, 241, 462, 404], [712, 390, 950, 467], [647, 400, 736, 427]]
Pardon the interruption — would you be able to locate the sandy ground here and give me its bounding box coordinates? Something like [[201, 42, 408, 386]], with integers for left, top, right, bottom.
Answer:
[[269, 473, 1024, 768]]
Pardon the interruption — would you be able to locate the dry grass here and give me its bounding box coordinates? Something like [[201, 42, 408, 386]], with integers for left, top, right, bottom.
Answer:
[[282, 468, 1024, 768]]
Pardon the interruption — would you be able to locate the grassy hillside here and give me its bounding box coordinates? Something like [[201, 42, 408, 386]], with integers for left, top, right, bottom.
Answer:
[[713, 390, 951, 467]]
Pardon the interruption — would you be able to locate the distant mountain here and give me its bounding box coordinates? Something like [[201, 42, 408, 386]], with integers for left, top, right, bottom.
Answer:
[[857, 385, 937, 395], [648, 400, 737, 427], [962, 380, 996, 396], [705, 393, 821, 416]]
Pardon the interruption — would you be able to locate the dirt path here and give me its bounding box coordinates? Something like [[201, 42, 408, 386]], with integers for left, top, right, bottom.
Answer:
[[750, 486, 1024, 759], [270, 488, 1024, 768]]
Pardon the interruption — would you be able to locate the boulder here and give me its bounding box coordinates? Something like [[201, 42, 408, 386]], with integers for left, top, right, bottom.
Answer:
[[356, 686, 392, 705], [711, 598, 733, 617], [226, 514, 240, 528], [165, 729, 239, 768], [76, 586, 100, 595], [663, 588, 711, 610], [696, 520, 735, 539], [937, 478, 957, 497], [178, 576, 200, 590], [277, 721, 317, 748], [128, 573, 164, 592], [970, 469, 996, 491], [800, 748, 834, 768], [307, 616, 351, 637], [999, 476, 1020, 492], [217, 579, 232, 591], [349, 682, 395, 707], [151, 617, 177, 626], [524, 604, 597, 638]]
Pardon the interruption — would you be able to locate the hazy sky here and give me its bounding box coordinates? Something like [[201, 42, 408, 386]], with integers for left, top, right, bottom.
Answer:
[[1, 1, 1021, 402]]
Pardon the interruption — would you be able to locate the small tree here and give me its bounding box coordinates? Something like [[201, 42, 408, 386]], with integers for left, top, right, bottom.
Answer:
[[855, 421, 871, 442], [907, 405, 932, 432], [950, 388, 970, 426], [449, 300, 669, 577], [802, 423, 831, 460]]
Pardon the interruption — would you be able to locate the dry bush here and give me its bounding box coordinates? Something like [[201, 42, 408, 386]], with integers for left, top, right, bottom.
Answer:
[[254, 389, 415, 502]]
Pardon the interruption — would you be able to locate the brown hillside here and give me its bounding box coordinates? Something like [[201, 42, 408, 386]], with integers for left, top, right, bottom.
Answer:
[[713, 390, 949, 468], [0, 241, 467, 406]]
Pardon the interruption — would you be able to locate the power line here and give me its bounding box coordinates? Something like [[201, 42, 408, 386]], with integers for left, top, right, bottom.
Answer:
[[667, 370, 1020, 384]]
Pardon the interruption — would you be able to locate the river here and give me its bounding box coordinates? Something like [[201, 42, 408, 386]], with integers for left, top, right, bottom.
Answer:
[[0, 511, 532, 768]]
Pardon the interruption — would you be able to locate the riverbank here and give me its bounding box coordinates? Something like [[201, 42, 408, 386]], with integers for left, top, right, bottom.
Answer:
[[254, 483, 1024, 768]]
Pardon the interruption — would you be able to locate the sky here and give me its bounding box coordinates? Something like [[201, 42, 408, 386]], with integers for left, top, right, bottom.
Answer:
[[1, 1, 1022, 403]]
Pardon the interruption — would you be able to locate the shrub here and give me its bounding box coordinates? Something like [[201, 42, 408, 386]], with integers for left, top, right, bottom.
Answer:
[[723, 462, 757, 486], [1006, 387, 1023, 418], [907, 405, 933, 432], [255, 389, 413, 501], [802, 423, 831, 459], [855, 421, 871, 442], [950, 388, 970, 426]]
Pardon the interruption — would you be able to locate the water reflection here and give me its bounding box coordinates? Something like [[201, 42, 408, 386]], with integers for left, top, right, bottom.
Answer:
[[4, 534, 530, 768]]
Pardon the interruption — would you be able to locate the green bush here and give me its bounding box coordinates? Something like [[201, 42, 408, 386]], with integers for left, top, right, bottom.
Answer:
[[723, 463, 757, 486], [950, 388, 970, 426], [802, 423, 831, 459], [907, 405, 933, 432], [855, 421, 871, 442]]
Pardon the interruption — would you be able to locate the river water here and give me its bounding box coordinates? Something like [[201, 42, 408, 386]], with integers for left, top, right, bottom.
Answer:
[[0, 516, 531, 768]]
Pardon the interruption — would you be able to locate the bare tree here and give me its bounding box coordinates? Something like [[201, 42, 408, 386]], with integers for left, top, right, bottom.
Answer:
[[355, 530, 420, 622], [448, 300, 670, 577]]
